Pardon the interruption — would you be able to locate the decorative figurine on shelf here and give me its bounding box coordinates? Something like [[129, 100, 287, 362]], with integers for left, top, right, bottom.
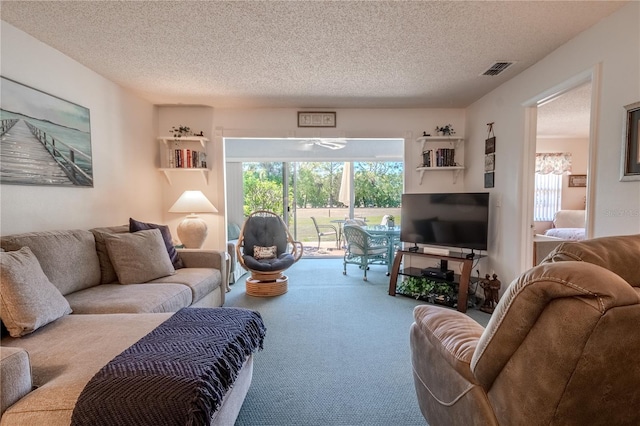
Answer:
[[422, 131, 431, 137], [435, 124, 455, 136], [480, 273, 502, 314]]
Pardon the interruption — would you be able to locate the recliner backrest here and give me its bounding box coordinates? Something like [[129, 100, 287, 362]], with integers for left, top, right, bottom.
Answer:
[[542, 234, 640, 287]]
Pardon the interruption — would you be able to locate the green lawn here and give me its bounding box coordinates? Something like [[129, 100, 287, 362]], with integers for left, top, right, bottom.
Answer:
[[290, 208, 401, 243]]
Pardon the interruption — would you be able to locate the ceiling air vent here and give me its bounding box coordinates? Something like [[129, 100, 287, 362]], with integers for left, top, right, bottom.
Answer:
[[481, 61, 515, 76]]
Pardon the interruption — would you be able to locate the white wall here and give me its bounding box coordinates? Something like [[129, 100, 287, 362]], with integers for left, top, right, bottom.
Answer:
[[0, 22, 160, 235], [465, 2, 640, 286]]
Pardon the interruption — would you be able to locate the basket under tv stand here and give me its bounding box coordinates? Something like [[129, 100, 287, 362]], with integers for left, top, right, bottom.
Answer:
[[388, 249, 484, 313]]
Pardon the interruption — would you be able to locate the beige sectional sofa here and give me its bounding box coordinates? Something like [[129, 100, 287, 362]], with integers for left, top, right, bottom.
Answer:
[[0, 225, 258, 425]]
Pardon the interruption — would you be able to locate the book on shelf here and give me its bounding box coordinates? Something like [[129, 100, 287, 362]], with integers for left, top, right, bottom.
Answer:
[[422, 149, 434, 167], [422, 148, 456, 167], [167, 148, 207, 169]]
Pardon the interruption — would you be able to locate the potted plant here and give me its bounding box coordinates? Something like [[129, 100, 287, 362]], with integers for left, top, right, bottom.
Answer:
[[171, 125, 193, 138], [435, 124, 455, 136], [387, 215, 395, 228], [397, 276, 455, 306]]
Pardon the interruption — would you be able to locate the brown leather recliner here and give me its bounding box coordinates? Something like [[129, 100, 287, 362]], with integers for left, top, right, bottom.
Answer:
[[410, 234, 640, 426]]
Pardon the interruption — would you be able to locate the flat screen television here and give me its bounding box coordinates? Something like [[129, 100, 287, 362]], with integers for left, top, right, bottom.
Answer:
[[400, 192, 490, 251]]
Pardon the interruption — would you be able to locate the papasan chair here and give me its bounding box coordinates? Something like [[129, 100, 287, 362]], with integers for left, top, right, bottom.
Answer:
[[236, 210, 303, 296]]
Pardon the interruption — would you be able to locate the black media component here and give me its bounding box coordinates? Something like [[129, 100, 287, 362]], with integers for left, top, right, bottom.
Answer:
[[421, 267, 455, 281]]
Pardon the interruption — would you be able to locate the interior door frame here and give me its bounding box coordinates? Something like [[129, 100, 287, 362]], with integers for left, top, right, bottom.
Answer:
[[520, 64, 601, 270]]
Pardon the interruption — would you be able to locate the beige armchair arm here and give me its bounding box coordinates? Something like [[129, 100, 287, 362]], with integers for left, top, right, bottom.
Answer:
[[412, 305, 484, 383], [178, 249, 229, 292], [1, 347, 32, 416], [410, 305, 493, 424]]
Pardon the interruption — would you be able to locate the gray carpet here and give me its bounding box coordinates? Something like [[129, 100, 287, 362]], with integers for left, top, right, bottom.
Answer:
[[226, 258, 491, 426]]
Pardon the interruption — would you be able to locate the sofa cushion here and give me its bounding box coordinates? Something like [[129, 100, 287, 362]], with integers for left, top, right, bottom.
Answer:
[[149, 268, 220, 304], [65, 283, 192, 314], [90, 225, 128, 284], [0, 247, 72, 337], [129, 218, 184, 269], [103, 229, 175, 284], [0, 230, 101, 295]]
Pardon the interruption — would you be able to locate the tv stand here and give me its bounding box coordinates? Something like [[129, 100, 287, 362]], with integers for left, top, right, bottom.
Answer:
[[388, 250, 483, 313]]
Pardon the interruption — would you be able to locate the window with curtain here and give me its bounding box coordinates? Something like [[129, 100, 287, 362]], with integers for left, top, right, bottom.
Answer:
[[534, 153, 572, 222]]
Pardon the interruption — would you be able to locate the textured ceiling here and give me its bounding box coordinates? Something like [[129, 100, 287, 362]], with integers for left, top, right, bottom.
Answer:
[[538, 82, 592, 139], [0, 1, 625, 136]]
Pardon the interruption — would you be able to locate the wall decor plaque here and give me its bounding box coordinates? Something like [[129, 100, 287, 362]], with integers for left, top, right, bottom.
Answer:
[[298, 111, 336, 128]]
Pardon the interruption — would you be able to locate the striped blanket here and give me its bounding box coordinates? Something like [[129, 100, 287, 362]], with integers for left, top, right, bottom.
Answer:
[[71, 307, 266, 426]]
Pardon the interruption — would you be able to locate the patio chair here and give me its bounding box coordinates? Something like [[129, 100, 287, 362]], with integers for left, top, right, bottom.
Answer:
[[237, 210, 303, 296], [342, 224, 389, 281], [311, 216, 339, 249]]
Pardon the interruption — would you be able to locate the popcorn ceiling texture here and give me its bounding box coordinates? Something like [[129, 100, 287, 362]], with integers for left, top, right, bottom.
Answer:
[[0, 1, 625, 110]]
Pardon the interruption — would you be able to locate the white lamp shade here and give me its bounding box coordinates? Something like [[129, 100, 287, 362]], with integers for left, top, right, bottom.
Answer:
[[169, 191, 218, 214], [169, 191, 217, 248]]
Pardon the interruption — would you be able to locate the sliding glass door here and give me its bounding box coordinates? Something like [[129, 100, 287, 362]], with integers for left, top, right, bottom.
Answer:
[[241, 161, 403, 254]]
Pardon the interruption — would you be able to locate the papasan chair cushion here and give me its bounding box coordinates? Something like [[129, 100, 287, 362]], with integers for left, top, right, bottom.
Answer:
[[242, 253, 295, 272]]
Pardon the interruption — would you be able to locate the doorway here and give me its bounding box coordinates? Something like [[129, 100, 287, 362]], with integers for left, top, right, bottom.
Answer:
[[524, 68, 599, 268], [224, 137, 404, 257]]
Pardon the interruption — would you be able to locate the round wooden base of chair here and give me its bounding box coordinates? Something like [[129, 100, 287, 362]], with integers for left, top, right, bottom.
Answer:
[[246, 276, 288, 297]]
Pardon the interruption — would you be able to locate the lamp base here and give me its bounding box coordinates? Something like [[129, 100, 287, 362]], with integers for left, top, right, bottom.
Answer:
[[177, 215, 207, 248]]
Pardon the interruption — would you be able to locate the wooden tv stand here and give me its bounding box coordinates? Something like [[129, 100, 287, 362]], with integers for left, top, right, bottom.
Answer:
[[388, 249, 482, 313]]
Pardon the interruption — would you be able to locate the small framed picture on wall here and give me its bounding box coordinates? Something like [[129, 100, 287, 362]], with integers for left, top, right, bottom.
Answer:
[[484, 172, 495, 188], [485, 137, 496, 154], [620, 101, 640, 181], [568, 174, 587, 187], [484, 154, 495, 172]]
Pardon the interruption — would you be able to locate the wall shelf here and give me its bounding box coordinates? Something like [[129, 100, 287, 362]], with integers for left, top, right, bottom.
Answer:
[[416, 136, 465, 184], [417, 136, 464, 151], [159, 168, 209, 186], [416, 166, 464, 184], [158, 136, 210, 185], [158, 136, 209, 149]]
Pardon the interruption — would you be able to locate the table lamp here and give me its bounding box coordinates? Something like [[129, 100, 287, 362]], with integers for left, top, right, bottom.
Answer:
[[169, 190, 218, 248]]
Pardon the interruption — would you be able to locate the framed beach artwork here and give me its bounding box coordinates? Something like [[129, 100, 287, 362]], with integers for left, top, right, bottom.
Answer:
[[0, 76, 93, 187], [620, 101, 640, 181]]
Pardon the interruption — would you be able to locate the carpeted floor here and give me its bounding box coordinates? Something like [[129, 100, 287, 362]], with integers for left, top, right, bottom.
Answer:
[[226, 258, 491, 426]]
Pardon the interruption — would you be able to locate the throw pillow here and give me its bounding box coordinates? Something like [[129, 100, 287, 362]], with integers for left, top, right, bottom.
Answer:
[[103, 229, 175, 284], [0, 247, 72, 337], [129, 218, 184, 269], [254, 245, 277, 260]]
